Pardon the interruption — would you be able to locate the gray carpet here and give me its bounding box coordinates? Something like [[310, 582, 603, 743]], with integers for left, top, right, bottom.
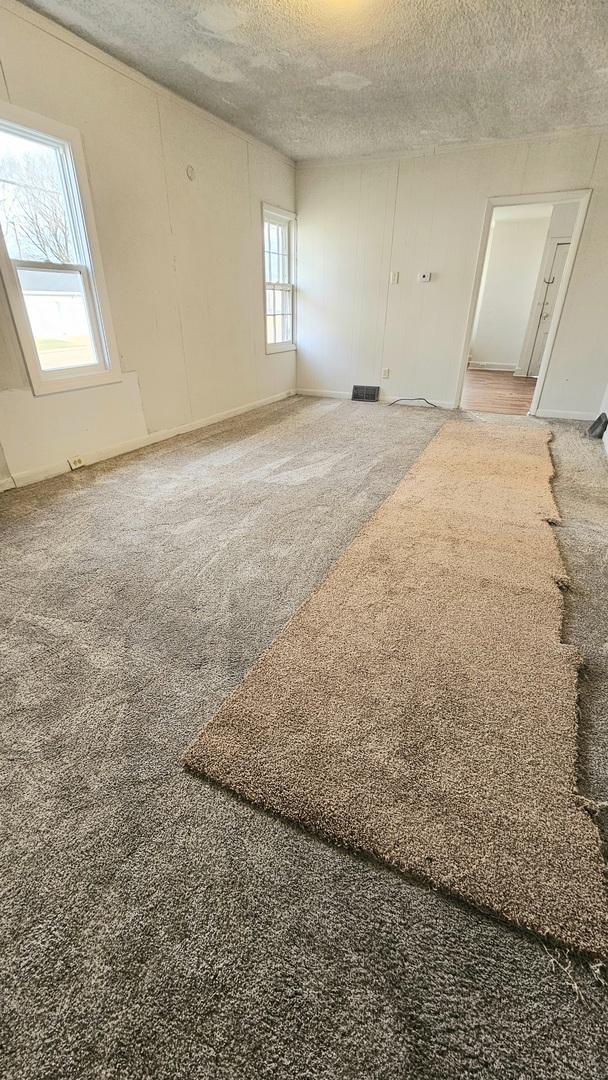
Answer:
[[184, 420, 608, 956], [2, 396, 608, 1079]]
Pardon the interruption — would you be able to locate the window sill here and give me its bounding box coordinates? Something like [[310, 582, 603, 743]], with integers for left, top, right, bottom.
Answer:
[[266, 343, 296, 355], [30, 368, 123, 397]]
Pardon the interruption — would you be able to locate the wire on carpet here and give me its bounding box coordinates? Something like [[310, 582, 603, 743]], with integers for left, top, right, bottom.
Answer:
[[386, 397, 439, 408]]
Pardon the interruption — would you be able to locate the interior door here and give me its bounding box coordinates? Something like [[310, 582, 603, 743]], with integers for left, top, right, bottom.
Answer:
[[527, 242, 570, 377]]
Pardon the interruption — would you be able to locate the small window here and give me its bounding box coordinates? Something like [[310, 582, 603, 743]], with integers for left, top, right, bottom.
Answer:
[[0, 105, 118, 394], [263, 204, 296, 353]]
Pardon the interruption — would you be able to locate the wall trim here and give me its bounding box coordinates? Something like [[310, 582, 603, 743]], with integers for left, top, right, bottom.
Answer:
[[468, 363, 517, 372], [296, 387, 455, 408], [297, 126, 608, 170], [453, 190, 592, 417], [5, 387, 596, 489], [535, 407, 596, 421], [295, 388, 353, 400], [5, 390, 296, 489], [388, 398, 456, 410]]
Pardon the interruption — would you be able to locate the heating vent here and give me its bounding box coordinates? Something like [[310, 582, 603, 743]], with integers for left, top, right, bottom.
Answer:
[[352, 384, 380, 402]]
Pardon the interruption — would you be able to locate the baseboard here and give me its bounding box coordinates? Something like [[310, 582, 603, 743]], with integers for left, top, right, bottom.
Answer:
[[295, 388, 353, 400], [468, 363, 517, 373], [9, 461, 69, 487], [535, 407, 596, 421], [296, 387, 456, 409], [6, 390, 296, 490], [81, 390, 297, 465], [0, 475, 16, 492], [385, 395, 456, 409]]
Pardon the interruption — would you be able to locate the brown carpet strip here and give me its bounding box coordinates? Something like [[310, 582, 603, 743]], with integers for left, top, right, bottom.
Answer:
[[185, 421, 608, 956]]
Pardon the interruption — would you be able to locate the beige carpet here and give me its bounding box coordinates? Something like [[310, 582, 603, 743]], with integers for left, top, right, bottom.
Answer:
[[185, 421, 608, 955]]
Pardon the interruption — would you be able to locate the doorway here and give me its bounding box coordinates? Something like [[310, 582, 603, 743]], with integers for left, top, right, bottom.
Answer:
[[457, 190, 590, 416], [460, 368, 537, 415]]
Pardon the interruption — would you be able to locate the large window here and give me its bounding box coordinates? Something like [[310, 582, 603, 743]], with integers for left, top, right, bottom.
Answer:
[[263, 204, 296, 353], [0, 104, 118, 394]]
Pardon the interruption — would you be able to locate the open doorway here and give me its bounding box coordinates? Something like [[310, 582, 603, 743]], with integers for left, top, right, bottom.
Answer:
[[457, 190, 590, 415]]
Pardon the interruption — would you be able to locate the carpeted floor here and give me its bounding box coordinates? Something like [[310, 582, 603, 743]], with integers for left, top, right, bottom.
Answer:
[[2, 397, 608, 1079], [185, 421, 608, 955]]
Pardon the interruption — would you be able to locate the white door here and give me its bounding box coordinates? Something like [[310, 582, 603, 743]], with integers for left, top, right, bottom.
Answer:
[[527, 242, 570, 377]]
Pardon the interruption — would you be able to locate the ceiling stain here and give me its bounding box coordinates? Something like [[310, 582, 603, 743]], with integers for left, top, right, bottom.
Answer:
[[17, 0, 608, 160], [195, 3, 250, 38], [181, 45, 244, 83]]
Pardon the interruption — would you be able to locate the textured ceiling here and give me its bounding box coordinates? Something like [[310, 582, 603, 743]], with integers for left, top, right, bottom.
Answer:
[[19, 1, 608, 160]]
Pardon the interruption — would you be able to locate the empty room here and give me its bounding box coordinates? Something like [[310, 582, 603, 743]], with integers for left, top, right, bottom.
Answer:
[[2, 2, 608, 1078]]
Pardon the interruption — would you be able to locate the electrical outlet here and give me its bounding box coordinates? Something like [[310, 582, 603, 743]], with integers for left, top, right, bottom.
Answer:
[[389, 270, 400, 285], [68, 456, 84, 470], [381, 367, 390, 379]]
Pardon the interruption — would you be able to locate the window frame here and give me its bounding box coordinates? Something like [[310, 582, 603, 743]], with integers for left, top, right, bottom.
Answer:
[[262, 202, 296, 355], [0, 102, 121, 396]]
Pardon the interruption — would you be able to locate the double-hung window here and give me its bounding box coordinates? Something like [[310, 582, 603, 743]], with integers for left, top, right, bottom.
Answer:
[[0, 104, 118, 395], [263, 204, 296, 353]]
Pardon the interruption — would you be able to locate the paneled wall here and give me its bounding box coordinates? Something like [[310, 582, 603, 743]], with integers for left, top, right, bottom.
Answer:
[[0, 0, 295, 486], [1, 0, 607, 487], [296, 134, 608, 419]]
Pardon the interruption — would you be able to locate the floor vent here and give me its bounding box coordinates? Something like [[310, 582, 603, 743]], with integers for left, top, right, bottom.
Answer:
[[352, 385, 380, 402]]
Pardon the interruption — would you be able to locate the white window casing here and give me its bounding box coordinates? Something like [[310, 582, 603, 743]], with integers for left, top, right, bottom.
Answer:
[[262, 203, 296, 354], [0, 102, 120, 395]]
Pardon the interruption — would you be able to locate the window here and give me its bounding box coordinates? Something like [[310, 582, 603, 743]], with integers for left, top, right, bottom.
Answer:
[[263, 204, 296, 353], [0, 104, 118, 394]]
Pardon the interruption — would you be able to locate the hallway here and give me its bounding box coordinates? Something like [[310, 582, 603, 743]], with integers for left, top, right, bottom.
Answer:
[[461, 368, 537, 415]]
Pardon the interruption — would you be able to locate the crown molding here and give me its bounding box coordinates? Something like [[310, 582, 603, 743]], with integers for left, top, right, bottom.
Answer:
[[296, 125, 608, 170]]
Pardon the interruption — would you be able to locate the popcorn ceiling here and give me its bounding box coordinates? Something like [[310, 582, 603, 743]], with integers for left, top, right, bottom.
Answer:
[[21, 2, 608, 160]]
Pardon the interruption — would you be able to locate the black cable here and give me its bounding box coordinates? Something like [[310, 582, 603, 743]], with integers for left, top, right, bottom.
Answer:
[[386, 397, 439, 408]]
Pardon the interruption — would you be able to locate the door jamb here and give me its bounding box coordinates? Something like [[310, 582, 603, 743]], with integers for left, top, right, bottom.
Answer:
[[515, 236, 571, 378], [454, 189, 592, 415]]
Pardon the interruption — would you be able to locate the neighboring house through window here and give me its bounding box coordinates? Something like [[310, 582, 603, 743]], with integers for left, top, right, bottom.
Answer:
[[263, 203, 296, 353]]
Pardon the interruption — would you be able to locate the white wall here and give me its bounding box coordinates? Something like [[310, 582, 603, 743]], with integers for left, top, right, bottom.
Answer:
[[0, 0, 295, 486], [2, 1, 607, 489], [470, 213, 551, 371], [296, 133, 608, 418], [601, 378, 608, 454]]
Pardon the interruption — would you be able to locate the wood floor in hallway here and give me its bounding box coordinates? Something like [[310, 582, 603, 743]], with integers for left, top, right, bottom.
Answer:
[[461, 368, 536, 415]]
